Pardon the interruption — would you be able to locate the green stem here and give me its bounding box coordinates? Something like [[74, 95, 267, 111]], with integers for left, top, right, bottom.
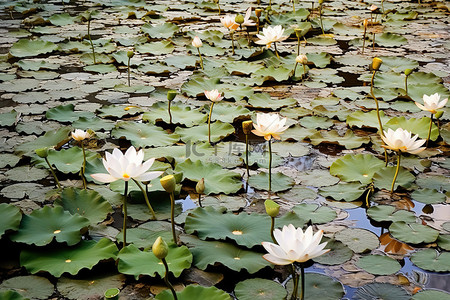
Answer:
[[300, 264, 305, 300], [197, 48, 204, 70], [87, 19, 96, 64], [217, 0, 221, 15], [132, 179, 157, 220], [127, 57, 131, 87], [245, 134, 250, 180], [169, 192, 177, 244], [268, 138, 272, 192], [81, 143, 87, 189], [291, 264, 299, 300], [270, 216, 276, 243], [168, 100, 172, 124], [297, 36, 301, 55], [405, 75, 408, 96], [302, 63, 307, 79], [274, 42, 280, 59], [122, 181, 128, 248], [370, 70, 388, 165], [208, 102, 215, 145], [372, 33, 375, 50], [162, 258, 178, 300], [198, 193, 202, 207], [390, 152, 401, 193], [362, 26, 367, 54], [319, 4, 324, 35], [45, 157, 61, 189], [426, 113, 433, 147], [292, 0, 295, 12], [230, 31, 235, 55], [293, 62, 298, 77], [257, 16, 260, 34]]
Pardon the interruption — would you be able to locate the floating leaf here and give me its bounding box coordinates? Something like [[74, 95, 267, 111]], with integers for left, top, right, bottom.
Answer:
[[385, 117, 439, 141], [0, 203, 22, 237], [334, 228, 379, 253], [136, 41, 174, 55], [57, 273, 126, 300], [410, 249, 450, 272], [411, 189, 446, 204], [354, 283, 410, 300], [287, 273, 344, 300], [155, 285, 231, 300], [20, 238, 118, 277], [292, 204, 337, 224], [234, 278, 287, 300], [309, 130, 370, 149], [389, 222, 439, 244], [0, 110, 18, 127], [319, 182, 367, 202], [248, 172, 295, 192], [175, 121, 235, 144], [312, 239, 353, 265], [112, 121, 180, 147], [115, 221, 174, 249], [32, 147, 99, 174], [141, 22, 179, 38], [298, 169, 339, 187], [10, 39, 58, 57], [15, 127, 71, 156], [356, 255, 401, 275], [207, 103, 251, 123], [46, 104, 95, 123], [5, 166, 49, 182], [373, 166, 415, 191], [412, 290, 450, 300], [72, 117, 115, 131], [0, 290, 27, 300], [83, 64, 117, 73], [330, 154, 384, 184], [142, 102, 206, 127], [346, 110, 390, 129], [118, 244, 192, 279], [97, 105, 143, 118], [10, 206, 90, 246], [367, 205, 416, 223], [248, 93, 297, 110], [0, 276, 53, 300]]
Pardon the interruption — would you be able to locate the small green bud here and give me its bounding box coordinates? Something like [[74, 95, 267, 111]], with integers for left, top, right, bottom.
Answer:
[[404, 68, 412, 76], [127, 51, 134, 58], [435, 110, 444, 119], [294, 28, 303, 38], [152, 236, 168, 259], [372, 57, 382, 71], [318, 0, 324, 4], [196, 178, 205, 194], [160, 175, 176, 193], [35, 147, 49, 158], [167, 90, 177, 101], [235, 14, 244, 25], [264, 199, 280, 218], [242, 120, 253, 135]]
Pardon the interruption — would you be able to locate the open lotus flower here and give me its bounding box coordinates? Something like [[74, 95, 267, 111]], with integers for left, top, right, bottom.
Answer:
[[91, 146, 163, 183], [71, 129, 91, 141], [252, 113, 288, 140], [204, 89, 223, 102], [415, 93, 447, 114], [242, 7, 255, 26], [220, 15, 239, 30], [255, 25, 288, 49], [262, 224, 329, 265], [381, 128, 426, 154]]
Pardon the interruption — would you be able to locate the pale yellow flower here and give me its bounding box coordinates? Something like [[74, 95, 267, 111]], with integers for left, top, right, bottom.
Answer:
[[252, 113, 288, 140], [220, 15, 239, 30], [381, 128, 426, 154], [255, 25, 288, 49], [415, 93, 447, 114], [295, 54, 308, 64], [192, 36, 202, 48], [71, 129, 91, 141]]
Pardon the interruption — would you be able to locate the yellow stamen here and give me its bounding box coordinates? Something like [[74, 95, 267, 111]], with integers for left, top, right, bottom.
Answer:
[[123, 173, 130, 179]]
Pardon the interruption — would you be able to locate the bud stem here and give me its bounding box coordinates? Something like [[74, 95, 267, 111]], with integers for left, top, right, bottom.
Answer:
[[426, 113, 433, 147], [270, 216, 276, 243], [197, 48, 204, 70], [208, 102, 215, 145], [245, 133, 250, 180], [132, 179, 157, 220], [122, 181, 128, 248], [127, 56, 131, 87], [87, 19, 96, 64], [390, 152, 401, 193], [81, 143, 87, 189], [169, 192, 178, 244], [162, 258, 178, 300], [45, 157, 61, 189], [168, 99, 173, 124], [370, 70, 388, 165], [268, 138, 272, 192]]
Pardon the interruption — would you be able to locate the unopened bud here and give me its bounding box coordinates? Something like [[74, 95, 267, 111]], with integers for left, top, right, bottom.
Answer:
[[264, 199, 280, 218], [295, 28, 303, 38], [192, 36, 202, 48], [318, 0, 324, 4], [167, 90, 177, 101], [35, 147, 49, 158], [242, 120, 253, 135], [372, 57, 382, 71], [196, 178, 205, 194], [296, 54, 308, 64], [127, 51, 134, 58], [404, 68, 412, 76], [435, 110, 444, 119], [363, 19, 369, 27], [255, 9, 262, 17], [235, 14, 244, 24], [152, 236, 168, 259], [160, 175, 176, 193]]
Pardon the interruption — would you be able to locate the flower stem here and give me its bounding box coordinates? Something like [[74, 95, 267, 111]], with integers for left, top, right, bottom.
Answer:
[[123, 181, 128, 248], [230, 31, 235, 55], [127, 56, 131, 87], [245, 133, 250, 180], [197, 48, 204, 70], [404, 75, 408, 96], [45, 157, 61, 189], [270, 216, 276, 243], [274, 42, 280, 59], [293, 62, 298, 77], [268, 138, 272, 192], [87, 19, 96, 64], [302, 64, 307, 79], [132, 179, 157, 220], [362, 25, 367, 54], [370, 70, 388, 165], [300, 264, 305, 300], [168, 100, 172, 125], [217, 0, 221, 15], [81, 143, 87, 189], [291, 264, 299, 300], [292, 0, 295, 12], [198, 193, 202, 208], [162, 258, 178, 300], [169, 192, 178, 244], [390, 152, 401, 193], [297, 36, 301, 55], [208, 102, 215, 145], [319, 4, 324, 35], [426, 113, 433, 147]]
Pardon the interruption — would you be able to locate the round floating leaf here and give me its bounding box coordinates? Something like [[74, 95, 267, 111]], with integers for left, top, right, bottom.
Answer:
[[247, 93, 296, 109], [207, 103, 251, 123], [97, 104, 143, 118], [46, 104, 95, 123], [10, 39, 58, 57], [354, 283, 410, 300], [330, 154, 384, 184], [126, 191, 182, 222], [347, 110, 390, 129], [57, 273, 126, 300], [0, 276, 53, 300], [389, 222, 439, 244], [32, 147, 99, 174], [410, 249, 450, 272], [143, 102, 207, 127], [319, 182, 367, 201], [385, 117, 439, 141], [155, 285, 231, 300], [15, 127, 72, 156], [312, 239, 352, 265], [175, 159, 242, 195], [55, 188, 113, 225], [141, 22, 179, 38], [0, 203, 22, 237], [248, 172, 294, 192], [292, 203, 337, 224], [112, 121, 180, 147], [373, 166, 415, 191], [298, 169, 339, 187], [118, 243, 192, 279], [185, 207, 271, 248], [0, 290, 27, 300], [72, 117, 115, 131], [437, 234, 450, 251], [287, 273, 344, 300], [180, 235, 271, 274], [334, 228, 379, 253], [20, 238, 118, 277], [11, 206, 90, 246], [0, 110, 18, 126], [356, 255, 401, 275], [234, 278, 287, 300], [83, 64, 117, 73], [175, 121, 235, 144], [411, 189, 446, 204], [48, 13, 76, 26], [367, 205, 416, 223], [309, 129, 370, 149], [115, 221, 174, 249], [5, 166, 49, 182], [412, 290, 450, 300], [415, 174, 450, 192], [136, 41, 174, 55]]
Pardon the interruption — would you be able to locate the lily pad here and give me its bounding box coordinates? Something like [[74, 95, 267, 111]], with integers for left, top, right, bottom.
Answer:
[[411, 189, 446, 204], [292, 203, 337, 224], [142, 102, 206, 127], [57, 273, 126, 300], [32, 147, 99, 174], [0, 276, 53, 300], [287, 273, 344, 300], [319, 182, 367, 202], [20, 238, 118, 277], [385, 117, 439, 141], [412, 290, 450, 300], [10, 39, 58, 57], [373, 166, 415, 191], [367, 205, 416, 223], [136, 41, 174, 55], [0, 110, 18, 126], [10, 206, 90, 246], [330, 154, 384, 184], [354, 283, 410, 300], [46, 104, 95, 123], [309, 130, 370, 149], [248, 172, 295, 192], [356, 255, 401, 275], [0, 203, 22, 237], [334, 228, 379, 253], [234, 278, 287, 300], [410, 249, 450, 272], [346, 110, 390, 129], [175, 121, 235, 143], [248, 93, 297, 110], [115, 221, 174, 249], [111, 121, 180, 147], [389, 222, 439, 244], [141, 22, 179, 38], [155, 285, 231, 300], [312, 239, 353, 265], [15, 127, 71, 156], [0, 290, 28, 300]]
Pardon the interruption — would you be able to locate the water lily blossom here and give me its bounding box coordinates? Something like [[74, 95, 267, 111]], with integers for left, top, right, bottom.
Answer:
[[220, 15, 239, 30], [415, 93, 447, 114], [71, 129, 91, 141], [243, 7, 255, 26], [191, 36, 202, 48], [205, 89, 223, 144], [252, 113, 288, 141], [255, 25, 288, 49], [381, 128, 426, 155]]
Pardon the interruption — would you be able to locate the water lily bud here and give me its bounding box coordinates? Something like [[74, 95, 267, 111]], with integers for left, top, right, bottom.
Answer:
[[152, 236, 168, 259], [404, 68, 412, 76], [294, 28, 303, 38], [167, 90, 177, 101], [35, 147, 49, 158], [318, 0, 324, 4], [235, 14, 244, 25], [369, 4, 378, 11], [242, 120, 253, 135], [363, 19, 369, 27], [372, 57, 382, 71], [296, 54, 308, 64], [127, 51, 134, 58], [255, 9, 262, 17], [435, 110, 444, 119], [196, 178, 205, 194], [265, 199, 280, 218], [192, 36, 202, 48], [160, 175, 176, 193]]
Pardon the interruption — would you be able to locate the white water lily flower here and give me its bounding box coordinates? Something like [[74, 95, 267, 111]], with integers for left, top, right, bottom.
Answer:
[[220, 15, 239, 30], [415, 93, 447, 114], [91, 146, 163, 183], [381, 128, 426, 154], [204, 89, 223, 102], [71, 129, 91, 141], [243, 7, 256, 26], [192, 36, 202, 48], [252, 113, 288, 140], [262, 225, 329, 265], [255, 25, 288, 49]]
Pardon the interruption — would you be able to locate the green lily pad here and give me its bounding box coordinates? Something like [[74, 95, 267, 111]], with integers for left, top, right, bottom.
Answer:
[[83, 64, 118, 74], [0, 154, 20, 168], [385, 117, 439, 141], [411, 188, 446, 204], [181, 76, 253, 100], [412, 290, 450, 300], [10, 39, 58, 57], [319, 182, 367, 202], [0, 203, 22, 237], [115, 221, 174, 249], [312, 239, 353, 265], [142, 102, 207, 127], [175, 159, 242, 195], [300, 116, 334, 129], [389, 222, 439, 244], [11, 206, 90, 246], [175, 121, 235, 144], [112, 121, 180, 147], [180, 235, 272, 274], [0, 276, 53, 300], [207, 103, 251, 123], [292, 203, 337, 224], [373, 166, 415, 191], [378, 56, 419, 73], [287, 273, 344, 300], [298, 169, 340, 187], [0, 110, 18, 126], [334, 228, 379, 253], [118, 243, 192, 279], [97, 104, 143, 118], [32, 147, 99, 174], [114, 84, 155, 94], [46, 104, 95, 123], [57, 273, 126, 300], [367, 205, 416, 223], [55, 188, 113, 225], [437, 234, 450, 251], [330, 154, 384, 184], [410, 249, 450, 272], [234, 278, 287, 300], [20, 238, 118, 277], [248, 93, 297, 110], [309, 130, 370, 149], [185, 207, 271, 248], [136, 41, 174, 55], [141, 22, 179, 38], [72, 117, 115, 131], [354, 283, 410, 300], [0, 290, 28, 300], [346, 110, 390, 129], [155, 285, 231, 300], [248, 172, 295, 192], [356, 254, 401, 275], [4, 166, 49, 182], [415, 174, 450, 192], [15, 127, 72, 156], [165, 55, 198, 69], [48, 13, 76, 26]]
